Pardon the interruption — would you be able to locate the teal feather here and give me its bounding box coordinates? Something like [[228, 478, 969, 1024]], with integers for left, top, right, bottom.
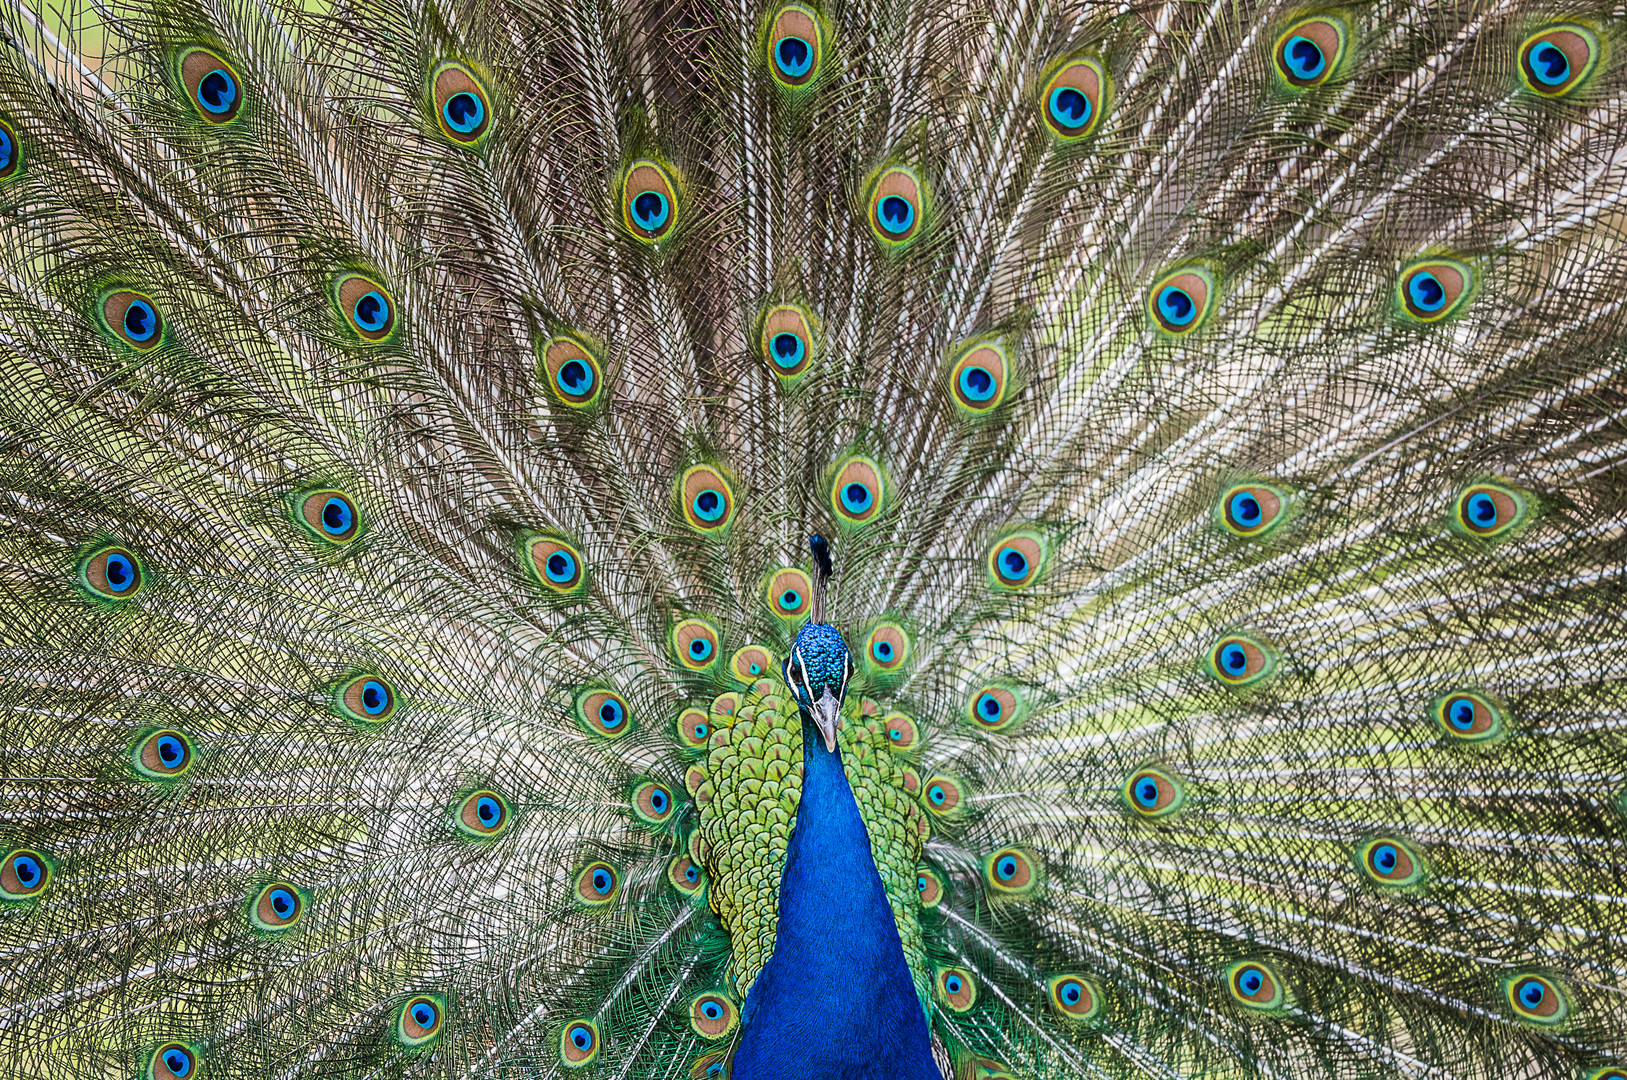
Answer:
[[1, 0, 1625, 1077]]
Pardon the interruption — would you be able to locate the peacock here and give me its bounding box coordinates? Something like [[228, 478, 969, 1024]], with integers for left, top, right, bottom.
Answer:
[[1, 0, 1625, 1076]]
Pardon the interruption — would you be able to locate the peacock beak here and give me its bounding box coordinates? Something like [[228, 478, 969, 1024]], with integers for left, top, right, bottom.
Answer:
[[812, 687, 842, 753]]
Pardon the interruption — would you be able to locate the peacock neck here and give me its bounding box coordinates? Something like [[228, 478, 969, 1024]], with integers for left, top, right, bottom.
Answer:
[[729, 715, 939, 1080]]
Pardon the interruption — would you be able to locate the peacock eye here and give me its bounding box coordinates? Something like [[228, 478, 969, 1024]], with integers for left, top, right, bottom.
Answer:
[[864, 622, 908, 674], [525, 535, 586, 594], [134, 729, 195, 779], [633, 780, 676, 825], [1505, 974, 1569, 1025], [867, 166, 925, 246], [986, 531, 1046, 591], [983, 847, 1040, 897], [1047, 974, 1103, 1023], [0, 118, 19, 180], [731, 645, 774, 684], [921, 775, 965, 817], [668, 854, 706, 895], [431, 61, 493, 144], [457, 789, 511, 837], [916, 864, 945, 908], [575, 861, 620, 906], [297, 490, 360, 544], [1453, 482, 1526, 538], [1397, 259, 1471, 322], [150, 1042, 197, 1080], [539, 335, 605, 408], [623, 160, 679, 242], [560, 1020, 600, 1067], [1219, 483, 1287, 537], [250, 882, 305, 930], [80, 545, 144, 600], [967, 686, 1021, 732], [680, 465, 735, 531], [884, 712, 918, 750], [100, 290, 164, 351], [334, 274, 397, 342], [398, 994, 445, 1046], [1518, 25, 1598, 97], [1207, 633, 1274, 686], [936, 967, 977, 1011], [577, 689, 633, 739], [1356, 837, 1426, 887], [831, 456, 885, 524], [1040, 56, 1106, 139], [335, 675, 397, 725], [689, 992, 738, 1038], [1227, 961, 1287, 1010], [178, 48, 243, 123], [1124, 765, 1184, 818], [760, 304, 817, 380], [949, 342, 1010, 414], [1, 849, 50, 898], [766, 5, 822, 88], [1273, 17, 1345, 89], [1147, 267, 1215, 334], [1433, 691, 1504, 744], [673, 618, 720, 670]]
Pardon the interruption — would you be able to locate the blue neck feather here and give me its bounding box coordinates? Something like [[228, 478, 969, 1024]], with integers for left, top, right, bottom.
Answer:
[[730, 716, 939, 1080]]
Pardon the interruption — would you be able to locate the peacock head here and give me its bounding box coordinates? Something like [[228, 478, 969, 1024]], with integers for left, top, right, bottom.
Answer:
[[784, 621, 852, 752], [782, 534, 851, 752]]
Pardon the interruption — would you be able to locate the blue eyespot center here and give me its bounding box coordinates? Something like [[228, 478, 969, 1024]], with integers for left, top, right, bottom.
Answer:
[[917, 876, 927, 890], [945, 975, 963, 993], [570, 1024, 593, 1049], [477, 796, 500, 824], [13, 854, 40, 886], [1448, 697, 1475, 731], [599, 700, 624, 729], [873, 640, 892, 661], [354, 291, 390, 332], [878, 195, 914, 234], [321, 496, 353, 535], [124, 300, 157, 342], [0, 128, 13, 170], [1532, 42, 1569, 84], [686, 864, 699, 882], [702, 1001, 723, 1019], [997, 547, 1028, 580], [270, 887, 295, 916], [1466, 492, 1497, 525], [1239, 968, 1263, 994], [591, 868, 612, 893], [104, 553, 136, 591], [692, 489, 724, 522], [164, 1049, 192, 1077], [776, 36, 812, 77], [978, 693, 1002, 720], [631, 189, 670, 231], [361, 680, 389, 715], [693, 722, 708, 739], [1047, 86, 1091, 128], [1060, 981, 1082, 1004], [1230, 493, 1261, 527], [778, 588, 801, 610], [557, 358, 594, 394], [1135, 778, 1158, 807], [929, 785, 946, 804], [1284, 36, 1325, 80], [443, 90, 485, 132], [1408, 272, 1445, 312], [841, 482, 874, 513], [157, 735, 184, 765], [689, 638, 713, 660], [198, 68, 237, 113], [996, 856, 1017, 880], [1373, 844, 1397, 872], [650, 788, 668, 813], [1158, 286, 1196, 325], [546, 551, 576, 583], [770, 331, 805, 368], [1221, 643, 1248, 674], [959, 365, 996, 401], [413, 1001, 438, 1026], [1518, 980, 1545, 1008]]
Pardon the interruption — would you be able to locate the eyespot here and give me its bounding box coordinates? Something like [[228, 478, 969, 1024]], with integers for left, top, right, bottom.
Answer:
[[334, 274, 397, 342], [983, 847, 1040, 898], [1148, 267, 1215, 335], [431, 61, 492, 144], [632, 780, 676, 826], [948, 342, 1010, 414], [538, 334, 605, 408], [936, 967, 977, 1012], [456, 789, 511, 838], [766, 4, 822, 88], [1048, 974, 1102, 1023], [680, 464, 735, 531], [178, 48, 243, 123], [1356, 837, 1426, 887], [623, 159, 679, 242], [760, 304, 816, 380], [831, 456, 885, 524], [133, 729, 195, 780], [576, 689, 633, 739], [1453, 482, 1527, 538], [711, 692, 739, 718], [398, 994, 445, 1047], [79, 545, 144, 601], [971, 1060, 1018, 1080], [765, 567, 813, 620], [149, 1042, 198, 1080], [663, 620, 717, 673], [863, 622, 908, 674], [690, 1052, 730, 1080], [1227, 960, 1287, 1011], [867, 165, 926, 246], [922, 775, 965, 817], [1398, 259, 1471, 322], [668, 854, 706, 895], [335, 675, 397, 725], [1041, 56, 1106, 139], [0, 118, 22, 180], [295, 490, 360, 544], [884, 712, 919, 751], [988, 531, 1046, 590], [575, 861, 620, 906], [689, 992, 738, 1039], [1519, 25, 1598, 97], [525, 535, 587, 595], [1207, 634, 1275, 686], [1218, 483, 1287, 537], [730, 645, 775, 683], [1273, 17, 1345, 89], [560, 1019, 600, 1067], [916, 864, 945, 908], [250, 882, 305, 931], [1433, 691, 1505, 744], [1123, 766, 1184, 818], [1505, 974, 1568, 1025], [1586, 1068, 1626, 1080], [100, 290, 164, 351], [1, 849, 50, 899], [967, 686, 1021, 733], [676, 707, 712, 750]]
